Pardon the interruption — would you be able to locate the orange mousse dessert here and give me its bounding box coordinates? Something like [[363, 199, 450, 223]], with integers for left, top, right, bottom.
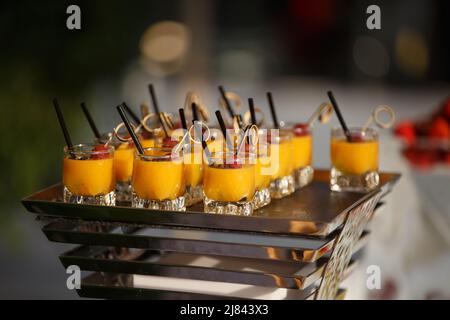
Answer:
[[330, 127, 379, 192], [291, 123, 314, 188], [203, 152, 255, 216], [253, 146, 271, 209], [114, 142, 135, 182], [183, 148, 203, 206], [131, 147, 185, 211], [268, 129, 295, 199], [63, 144, 115, 205]]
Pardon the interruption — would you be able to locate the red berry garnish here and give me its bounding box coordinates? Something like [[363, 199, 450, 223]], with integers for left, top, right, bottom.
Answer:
[[162, 137, 179, 148], [293, 123, 310, 137], [91, 144, 109, 160], [394, 121, 416, 145], [349, 132, 364, 142]]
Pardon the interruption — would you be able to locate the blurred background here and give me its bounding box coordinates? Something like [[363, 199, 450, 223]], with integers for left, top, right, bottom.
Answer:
[[1, 0, 449, 299]]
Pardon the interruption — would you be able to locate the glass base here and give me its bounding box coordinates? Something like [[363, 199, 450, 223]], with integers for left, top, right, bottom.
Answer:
[[185, 185, 203, 207], [252, 188, 271, 210], [132, 193, 186, 211], [204, 195, 253, 216], [330, 167, 379, 193], [115, 180, 132, 203], [270, 175, 295, 199], [294, 166, 314, 189], [63, 187, 116, 206]]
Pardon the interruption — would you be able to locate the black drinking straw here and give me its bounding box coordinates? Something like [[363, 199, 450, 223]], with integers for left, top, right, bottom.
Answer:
[[327, 91, 351, 142], [248, 98, 257, 125], [178, 108, 188, 130], [215, 110, 235, 151], [267, 92, 279, 129], [80, 102, 101, 140], [53, 98, 73, 148], [117, 104, 145, 155], [148, 84, 168, 137], [192, 102, 200, 122], [218, 86, 235, 118], [122, 102, 141, 125]]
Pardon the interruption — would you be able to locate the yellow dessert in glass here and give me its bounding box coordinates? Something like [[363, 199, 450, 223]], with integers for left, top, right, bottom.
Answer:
[[268, 129, 295, 199], [291, 123, 314, 189], [203, 151, 255, 216], [330, 127, 379, 192], [183, 148, 204, 206], [63, 144, 115, 205], [114, 142, 135, 182], [132, 147, 186, 211], [253, 143, 271, 209]]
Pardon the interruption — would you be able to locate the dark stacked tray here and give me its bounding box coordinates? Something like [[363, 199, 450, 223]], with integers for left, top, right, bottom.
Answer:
[[22, 169, 399, 300]]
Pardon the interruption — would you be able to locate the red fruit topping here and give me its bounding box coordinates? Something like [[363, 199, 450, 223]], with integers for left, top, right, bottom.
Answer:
[[293, 123, 310, 137], [394, 121, 416, 145], [349, 132, 364, 143], [91, 144, 110, 160], [428, 117, 450, 139], [162, 137, 179, 148]]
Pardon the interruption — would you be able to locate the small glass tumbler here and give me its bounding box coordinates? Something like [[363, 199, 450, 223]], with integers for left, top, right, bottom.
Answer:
[[330, 127, 380, 192], [253, 143, 271, 210], [132, 147, 186, 211], [183, 145, 204, 206], [97, 133, 134, 203], [291, 124, 314, 189], [269, 129, 295, 199], [203, 151, 256, 216], [63, 144, 116, 205]]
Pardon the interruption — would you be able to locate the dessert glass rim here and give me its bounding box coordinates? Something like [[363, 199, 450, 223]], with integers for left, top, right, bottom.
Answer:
[[64, 143, 114, 156], [207, 150, 256, 166], [331, 126, 378, 138], [137, 146, 182, 161]]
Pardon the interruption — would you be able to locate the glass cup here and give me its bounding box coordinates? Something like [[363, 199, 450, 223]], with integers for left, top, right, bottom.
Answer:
[[63, 144, 116, 205], [183, 143, 204, 206], [131, 147, 186, 211], [253, 143, 271, 210], [203, 151, 256, 216], [269, 129, 295, 199], [330, 127, 379, 192], [291, 124, 314, 189], [98, 133, 134, 203]]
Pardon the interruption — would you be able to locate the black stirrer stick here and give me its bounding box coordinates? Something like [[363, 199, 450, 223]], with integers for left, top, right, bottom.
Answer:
[[53, 98, 73, 148], [267, 92, 279, 129], [248, 98, 257, 125], [218, 85, 237, 118], [148, 84, 168, 137], [179, 108, 188, 131], [215, 110, 235, 151], [117, 104, 145, 155], [80, 102, 101, 140], [192, 102, 200, 122], [327, 91, 351, 142], [122, 102, 141, 125]]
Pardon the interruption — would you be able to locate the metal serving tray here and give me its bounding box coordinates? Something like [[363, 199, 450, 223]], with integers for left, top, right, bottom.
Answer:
[[42, 218, 336, 263], [77, 272, 318, 300], [60, 246, 326, 290], [22, 170, 400, 236]]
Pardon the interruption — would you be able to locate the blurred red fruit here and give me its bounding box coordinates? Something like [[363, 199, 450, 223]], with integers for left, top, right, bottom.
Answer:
[[349, 132, 364, 143], [403, 147, 439, 169], [428, 117, 450, 139], [394, 121, 416, 145]]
